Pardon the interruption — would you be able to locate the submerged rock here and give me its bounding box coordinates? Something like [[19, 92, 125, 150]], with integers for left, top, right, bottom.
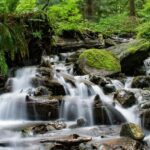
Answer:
[[132, 76, 150, 89], [93, 95, 126, 125], [77, 49, 121, 77], [114, 89, 136, 108], [120, 123, 145, 141], [34, 86, 50, 96]]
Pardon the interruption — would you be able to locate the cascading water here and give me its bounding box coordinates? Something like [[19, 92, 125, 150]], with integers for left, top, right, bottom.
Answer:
[[0, 67, 36, 120], [144, 57, 150, 75]]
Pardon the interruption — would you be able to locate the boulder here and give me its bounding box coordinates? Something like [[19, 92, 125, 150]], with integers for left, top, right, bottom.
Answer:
[[22, 121, 66, 135], [93, 95, 126, 125], [36, 67, 53, 79], [114, 89, 136, 108], [132, 76, 150, 89], [90, 137, 147, 150], [31, 77, 66, 95], [77, 49, 121, 77], [26, 96, 59, 120], [108, 39, 150, 75], [120, 123, 145, 141], [34, 86, 50, 96]]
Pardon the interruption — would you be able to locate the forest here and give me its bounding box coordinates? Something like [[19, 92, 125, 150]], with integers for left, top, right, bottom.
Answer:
[[0, 0, 150, 150]]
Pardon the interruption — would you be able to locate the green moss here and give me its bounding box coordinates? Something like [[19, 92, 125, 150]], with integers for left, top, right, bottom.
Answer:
[[79, 49, 121, 72], [127, 39, 150, 54]]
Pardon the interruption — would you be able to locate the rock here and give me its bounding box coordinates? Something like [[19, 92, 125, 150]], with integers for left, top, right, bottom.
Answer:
[[77, 49, 121, 77], [54, 30, 104, 53], [108, 39, 150, 75], [34, 86, 50, 96], [25, 96, 59, 120], [103, 84, 116, 94], [132, 76, 150, 89], [36, 67, 53, 78], [69, 118, 87, 129], [40, 56, 52, 68], [93, 95, 126, 125], [5, 78, 13, 92], [91, 137, 147, 150], [22, 121, 66, 135], [114, 90, 136, 108], [120, 123, 145, 141], [31, 77, 66, 96]]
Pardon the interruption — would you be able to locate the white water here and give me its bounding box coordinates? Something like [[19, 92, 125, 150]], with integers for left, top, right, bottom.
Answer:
[[0, 67, 36, 120], [144, 57, 150, 75]]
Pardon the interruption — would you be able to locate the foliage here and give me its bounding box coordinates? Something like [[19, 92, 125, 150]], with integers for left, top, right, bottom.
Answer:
[[79, 49, 121, 72], [87, 14, 139, 35], [16, 0, 37, 13], [0, 22, 28, 75], [136, 21, 150, 39], [47, 0, 83, 34]]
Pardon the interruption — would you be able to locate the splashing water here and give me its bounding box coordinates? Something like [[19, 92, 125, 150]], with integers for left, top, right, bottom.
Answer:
[[0, 67, 36, 120]]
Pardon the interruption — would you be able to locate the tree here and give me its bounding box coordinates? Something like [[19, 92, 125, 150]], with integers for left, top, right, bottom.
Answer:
[[129, 0, 136, 16]]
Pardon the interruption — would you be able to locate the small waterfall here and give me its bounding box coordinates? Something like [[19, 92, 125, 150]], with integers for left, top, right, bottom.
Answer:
[[0, 67, 36, 120], [144, 57, 150, 75]]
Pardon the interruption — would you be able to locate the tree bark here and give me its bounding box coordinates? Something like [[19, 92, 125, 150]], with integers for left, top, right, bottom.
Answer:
[[129, 0, 136, 16], [84, 0, 93, 20]]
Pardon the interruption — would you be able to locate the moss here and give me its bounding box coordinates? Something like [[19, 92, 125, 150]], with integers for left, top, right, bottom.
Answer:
[[127, 39, 150, 54], [79, 49, 121, 72]]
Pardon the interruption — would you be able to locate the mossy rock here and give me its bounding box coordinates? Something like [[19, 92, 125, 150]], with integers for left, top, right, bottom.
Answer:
[[78, 49, 121, 76], [120, 123, 145, 141], [108, 39, 150, 75]]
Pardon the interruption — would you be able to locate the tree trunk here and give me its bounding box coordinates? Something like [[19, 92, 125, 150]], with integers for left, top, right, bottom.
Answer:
[[129, 0, 136, 16], [84, 0, 93, 20]]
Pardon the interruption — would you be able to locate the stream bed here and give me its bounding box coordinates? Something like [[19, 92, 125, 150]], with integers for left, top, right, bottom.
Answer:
[[0, 52, 150, 150]]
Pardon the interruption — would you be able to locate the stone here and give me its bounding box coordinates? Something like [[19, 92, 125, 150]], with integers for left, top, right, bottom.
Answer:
[[40, 56, 52, 68], [114, 89, 136, 108], [103, 84, 116, 94], [36, 67, 53, 78], [31, 77, 66, 96], [120, 123, 145, 141], [132, 76, 150, 89], [34, 86, 50, 96], [77, 49, 121, 77], [108, 39, 150, 75], [93, 95, 126, 125], [25, 96, 59, 120]]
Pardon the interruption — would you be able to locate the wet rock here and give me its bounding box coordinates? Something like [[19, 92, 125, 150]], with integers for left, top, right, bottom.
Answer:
[[92, 137, 147, 150], [108, 39, 150, 75], [103, 84, 116, 94], [132, 76, 150, 89], [34, 86, 50, 96], [22, 121, 66, 136], [31, 77, 65, 95], [89, 75, 110, 86], [120, 123, 145, 141], [26, 96, 59, 120], [93, 95, 126, 125], [5, 78, 13, 92], [40, 56, 52, 68], [69, 118, 87, 129], [114, 89, 136, 108], [36, 67, 53, 78]]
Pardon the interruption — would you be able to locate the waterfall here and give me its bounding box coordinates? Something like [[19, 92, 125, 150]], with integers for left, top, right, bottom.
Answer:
[[144, 57, 150, 75], [0, 67, 36, 120]]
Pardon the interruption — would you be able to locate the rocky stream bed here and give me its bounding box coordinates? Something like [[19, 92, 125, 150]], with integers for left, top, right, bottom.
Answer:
[[0, 33, 150, 150]]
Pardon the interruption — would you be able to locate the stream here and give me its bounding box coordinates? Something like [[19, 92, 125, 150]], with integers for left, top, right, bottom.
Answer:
[[0, 52, 150, 149]]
